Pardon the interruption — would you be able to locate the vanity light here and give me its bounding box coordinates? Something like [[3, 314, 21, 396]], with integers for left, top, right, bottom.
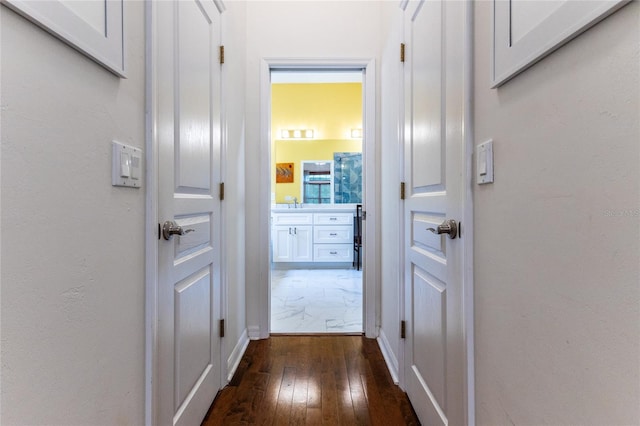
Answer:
[[351, 128, 363, 139], [280, 129, 315, 139]]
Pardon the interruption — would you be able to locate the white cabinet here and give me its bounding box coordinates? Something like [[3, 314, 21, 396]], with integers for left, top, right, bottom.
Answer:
[[312, 213, 353, 263], [272, 211, 354, 264], [271, 212, 313, 262]]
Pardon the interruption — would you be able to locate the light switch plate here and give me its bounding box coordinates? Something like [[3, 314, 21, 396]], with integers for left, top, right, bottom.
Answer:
[[477, 140, 494, 184], [112, 141, 142, 188]]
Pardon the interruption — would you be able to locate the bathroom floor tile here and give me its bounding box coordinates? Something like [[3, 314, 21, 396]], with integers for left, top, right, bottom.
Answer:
[[270, 268, 363, 333]]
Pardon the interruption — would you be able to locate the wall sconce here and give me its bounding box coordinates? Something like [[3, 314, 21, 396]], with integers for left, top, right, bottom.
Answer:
[[281, 129, 314, 139], [351, 128, 363, 139]]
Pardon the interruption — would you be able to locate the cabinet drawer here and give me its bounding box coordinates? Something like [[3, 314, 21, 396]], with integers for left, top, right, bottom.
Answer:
[[313, 244, 353, 262], [271, 213, 313, 225], [313, 212, 353, 225], [314, 226, 353, 244]]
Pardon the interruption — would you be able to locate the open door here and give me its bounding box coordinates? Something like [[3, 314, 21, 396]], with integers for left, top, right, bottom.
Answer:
[[151, 0, 223, 424], [403, 0, 469, 424]]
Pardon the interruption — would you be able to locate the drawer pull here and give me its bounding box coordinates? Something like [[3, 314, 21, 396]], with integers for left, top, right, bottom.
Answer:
[[329, 233, 337, 236], [330, 251, 338, 255], [329, 217, 337, 221]]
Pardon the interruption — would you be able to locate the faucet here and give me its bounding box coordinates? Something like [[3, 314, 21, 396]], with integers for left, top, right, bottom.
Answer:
[[293, 197, 298, 208]]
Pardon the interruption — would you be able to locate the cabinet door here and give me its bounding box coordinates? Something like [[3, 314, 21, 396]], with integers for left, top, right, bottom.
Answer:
[[272, 226, 293, 262], [292, 226, 313, 262]]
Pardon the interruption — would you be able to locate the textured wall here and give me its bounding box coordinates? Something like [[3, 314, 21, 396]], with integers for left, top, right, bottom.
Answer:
[[473, 2, 640, 424], [1, 3, 146, 425]]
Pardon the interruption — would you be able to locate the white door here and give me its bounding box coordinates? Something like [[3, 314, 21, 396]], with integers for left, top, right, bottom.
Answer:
[[154, 1, 222, 425], [403, 0, 467, 425]]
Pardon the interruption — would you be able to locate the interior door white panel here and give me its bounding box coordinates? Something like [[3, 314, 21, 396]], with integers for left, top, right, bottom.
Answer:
[[155, 0, 222, 424], [176, 1, 212, 192], [403, 0, 466, 425]]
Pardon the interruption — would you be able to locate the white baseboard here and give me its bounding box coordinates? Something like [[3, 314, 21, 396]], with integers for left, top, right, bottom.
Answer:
[[377, 328, 399, 384], [226, 329, 250, 382], [247, 325, 261, 340]]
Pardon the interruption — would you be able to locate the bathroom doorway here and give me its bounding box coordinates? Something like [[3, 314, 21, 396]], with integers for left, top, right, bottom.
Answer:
[[269, 70, 364, 334]]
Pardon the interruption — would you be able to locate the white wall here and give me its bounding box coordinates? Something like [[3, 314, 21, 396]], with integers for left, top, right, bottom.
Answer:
[[221, 0, 248, 375], [243, 1, 383, 337], [473, 2, 640, 424], [1, 2, 146, 425], [378, 0, 404, 382]]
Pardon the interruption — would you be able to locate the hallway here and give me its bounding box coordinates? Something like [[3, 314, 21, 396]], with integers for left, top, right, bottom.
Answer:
[[203, 336, 419, 425]]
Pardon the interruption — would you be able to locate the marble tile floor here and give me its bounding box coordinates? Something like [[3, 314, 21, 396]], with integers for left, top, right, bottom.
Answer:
[[270, 268, 363, 333]]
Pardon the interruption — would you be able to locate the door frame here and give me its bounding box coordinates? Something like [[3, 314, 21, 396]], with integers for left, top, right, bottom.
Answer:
[[144, 1, 227, 425], [397, 0, 475, 423], [257, 58, 378, 338]]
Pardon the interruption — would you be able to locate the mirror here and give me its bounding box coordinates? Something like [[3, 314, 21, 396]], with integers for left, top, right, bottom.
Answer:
[[301, 161, 334, 204]]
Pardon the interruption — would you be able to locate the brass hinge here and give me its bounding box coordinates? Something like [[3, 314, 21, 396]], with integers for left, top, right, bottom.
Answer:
[[219, 45, 225, 64], [400, 43, 405, 63], [400, 181, 406, 200], [219, 182, 224, 201], [401, 320, 406, 339], [219, 319, 225, 338]]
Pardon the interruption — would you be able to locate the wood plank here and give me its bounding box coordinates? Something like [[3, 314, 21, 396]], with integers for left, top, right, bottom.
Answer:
[[202, 336, 420, 426]]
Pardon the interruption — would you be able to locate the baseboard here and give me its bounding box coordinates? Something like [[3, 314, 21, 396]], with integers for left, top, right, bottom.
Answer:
[[226, 329, 250, 382], [247, 325, 261, 340], [377, 328, 400, 384]]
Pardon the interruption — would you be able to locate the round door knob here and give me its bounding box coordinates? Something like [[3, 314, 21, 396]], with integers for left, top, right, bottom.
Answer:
[[426, 219, 458, 239]]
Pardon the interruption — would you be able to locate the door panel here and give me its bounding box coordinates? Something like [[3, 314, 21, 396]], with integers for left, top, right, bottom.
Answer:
[[404, 0, 466, 425], [155, 0, 222, 425], [175, 268, 212, 408], [177, 0, 212, 192]]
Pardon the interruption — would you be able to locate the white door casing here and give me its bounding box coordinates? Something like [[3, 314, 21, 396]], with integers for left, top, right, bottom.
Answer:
[[150, 1, 223, 425], [403, 0, 470, 425], [258, 59, 377, 339]]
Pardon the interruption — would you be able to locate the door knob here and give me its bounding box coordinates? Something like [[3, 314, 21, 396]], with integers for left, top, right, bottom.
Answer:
[[427, 219, 458, 239], [162, 220, 195, 240]]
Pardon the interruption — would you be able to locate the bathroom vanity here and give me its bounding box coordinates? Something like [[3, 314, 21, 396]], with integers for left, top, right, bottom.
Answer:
[[271, 206, 356, 265]]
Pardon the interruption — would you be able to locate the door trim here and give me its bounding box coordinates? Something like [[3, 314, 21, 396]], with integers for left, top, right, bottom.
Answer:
[[144, 2, 227, 425], [257, 58, 378, 339]]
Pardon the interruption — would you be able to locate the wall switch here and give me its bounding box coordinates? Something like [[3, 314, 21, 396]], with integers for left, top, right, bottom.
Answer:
[[112, 141, 142, 188], [477, 140, 494, 184]]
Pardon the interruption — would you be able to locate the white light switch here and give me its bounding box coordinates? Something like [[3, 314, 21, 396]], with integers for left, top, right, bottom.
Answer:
[[131, 153, 141, 180], [120, 152, 131, 177], [112, 141, 143, 188], [477, 140, 493, 184]]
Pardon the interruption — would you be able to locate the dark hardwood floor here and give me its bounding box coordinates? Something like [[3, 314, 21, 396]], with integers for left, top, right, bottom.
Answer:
[[202, 335, 420, 425]]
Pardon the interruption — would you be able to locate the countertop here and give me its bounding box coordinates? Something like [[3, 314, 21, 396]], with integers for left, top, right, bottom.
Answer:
[[271, 204, 358, 214]]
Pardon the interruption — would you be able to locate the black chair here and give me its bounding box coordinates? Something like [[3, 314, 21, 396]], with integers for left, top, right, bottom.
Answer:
[[353, 204, 362, 270]]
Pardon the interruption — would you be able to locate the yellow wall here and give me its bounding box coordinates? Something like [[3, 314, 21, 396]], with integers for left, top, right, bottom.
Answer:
[[272, 83, 362, 203]]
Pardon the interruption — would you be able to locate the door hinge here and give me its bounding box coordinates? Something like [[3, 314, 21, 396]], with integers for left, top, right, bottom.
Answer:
[[219, 182, 224, 201], [400, 181, 406, 200], [219, 319, 225, 338], [401, 320, 406, 339], [219, 45, 225, 64], [362, 211, 367, 220], [400, 43, 405, 63]]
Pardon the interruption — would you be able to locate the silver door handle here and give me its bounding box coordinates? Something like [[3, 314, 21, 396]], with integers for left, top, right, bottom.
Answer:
[[162, 220, 195, 240], [427, 219, 458, 239]]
